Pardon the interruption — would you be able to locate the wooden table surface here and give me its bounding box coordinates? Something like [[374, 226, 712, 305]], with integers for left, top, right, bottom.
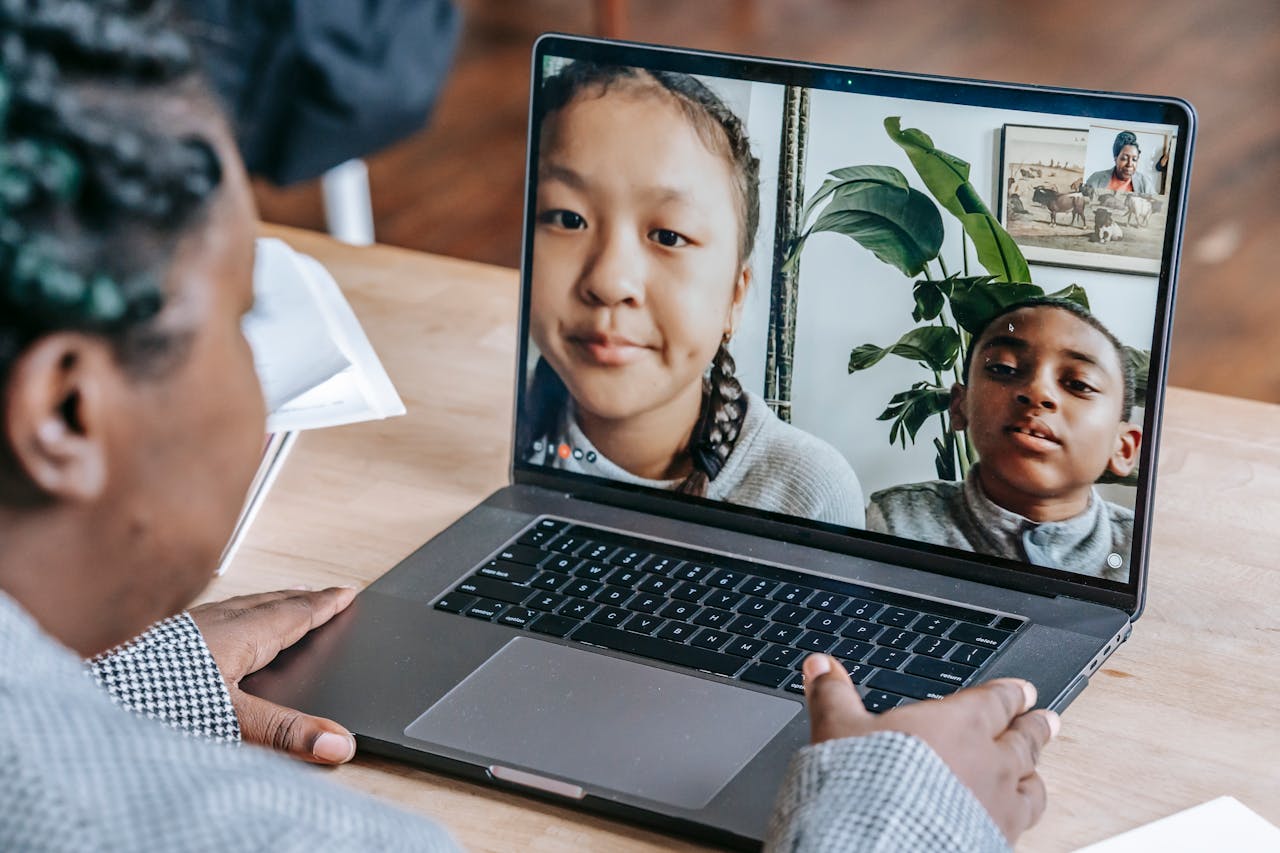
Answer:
[[205, 226, 1280, 851]]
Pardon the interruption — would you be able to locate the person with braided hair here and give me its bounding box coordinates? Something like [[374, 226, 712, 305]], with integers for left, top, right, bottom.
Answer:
[[524, 62, 865, 528], [0, 10, 1057, 848]]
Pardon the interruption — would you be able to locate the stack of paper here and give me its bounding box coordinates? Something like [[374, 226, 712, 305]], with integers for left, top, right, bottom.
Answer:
[[1075, 797, 1280, 852], [217, 238, 406, 574]]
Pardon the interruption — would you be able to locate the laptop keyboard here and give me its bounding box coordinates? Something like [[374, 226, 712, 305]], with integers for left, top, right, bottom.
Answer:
[[434, 518, 1026, 712]]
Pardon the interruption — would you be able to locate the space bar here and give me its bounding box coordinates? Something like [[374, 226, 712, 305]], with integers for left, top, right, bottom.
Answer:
[[572, 624, 744, 677]]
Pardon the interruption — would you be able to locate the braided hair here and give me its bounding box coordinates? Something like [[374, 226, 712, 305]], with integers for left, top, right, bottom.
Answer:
[[0, 0, 224, 386], [524, 61, 758, 496]]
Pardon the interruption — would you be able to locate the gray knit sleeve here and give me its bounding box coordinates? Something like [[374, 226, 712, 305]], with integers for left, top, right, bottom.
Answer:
[[765, 731, 1009, 853], [86, 612, 240, 744]]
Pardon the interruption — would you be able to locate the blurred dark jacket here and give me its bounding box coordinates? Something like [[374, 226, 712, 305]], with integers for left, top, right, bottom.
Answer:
[[183, 1, 461, 185]]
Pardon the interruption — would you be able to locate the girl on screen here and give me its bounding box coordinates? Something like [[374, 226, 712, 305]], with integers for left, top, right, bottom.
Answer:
[[520, 61, 864, 528]]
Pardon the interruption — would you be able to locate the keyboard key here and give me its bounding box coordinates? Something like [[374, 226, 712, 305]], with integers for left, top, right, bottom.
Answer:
[[516, 528, 554, 547], [806, 612, 849, 635], [994, 616, 1024, 632], [644, 556, 682, 575], [840, 661, 877, 684], [760, 622, 802, 645], [830, 638, 873, 661], [592, 586, 631, 607], [867, 670, 958, 701], [948, 623, 1013, 649], [465, 599, 506, 620], [623, 613, 663, 635], [527, 592, 568, 612], [494, 545, 546, 566], [533, 518, 569, 534], [558, 598, 598, 620], [703, 590, 744, 611], [562, 579, 603, 599], [627, 593, 665, 614], [434, 593, 476, 614], [842, 599, 884, 620], [726, 615, 769, 637], [882, 629, 921, 651], [605, 567, 644, 588], [708, 569, 746, 590], [610, 549, 648, 568], [481, 558, 540, 584], [692, 609, 733, 629], [658, 600, 698, 621], [529, 613, 577, 637], [739, 577, 779, 598], [724, 636, 767, 658], [589, 606, 629, 627], [552, 536, 590, 555], [690, 629, 732, 650], [582, 542, 616, 561], [572, 562, 611, 581], [915, 636, 956, 659], [861, 690, 904, 713], [573, 623, 743, 677], [783, 673, 806, 695], [949, 643, 994, 667], [498, 607, 537, 628], [760, 645, 802, 668], [914, 615, 956, 636], [772, 605, 813, 626], [530, 571, 567, 591], [840, 619, 882, 642], [771, 585, 813, 605], [671, 581, 710, 602], [904, 656, 975, 686], [655, 622, 697, 643], [810, 592, 850, 613], [671, 563, 713, 583], [637, 575, 677, 596], [796, 631, 837, 653], [867, 647, 909, 669], [540, 555, 579, 574], [876, 607, 921, 629], [735, 596, 779, 618], [457, 577, 534, 605], [740, 663, 791, 688]]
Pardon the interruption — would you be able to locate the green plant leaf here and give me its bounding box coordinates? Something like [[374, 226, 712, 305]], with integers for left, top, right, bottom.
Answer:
[[884, 117, 1032, 284], [1125, 346, 1150, 409], [807, 182, 944, 277], [849, 325, 961, 373], [1046, 283, 1091, 310], [875, 383, 951, 448], [933, 435, 957, 480], [912, 279, 946, 321], [947, 277, 1045, 335], [800, 166, 909, 224]]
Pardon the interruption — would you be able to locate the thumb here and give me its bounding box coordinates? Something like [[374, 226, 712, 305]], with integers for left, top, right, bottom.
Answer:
[[803, 654, 871, 744], [234, 690, 356, 765]]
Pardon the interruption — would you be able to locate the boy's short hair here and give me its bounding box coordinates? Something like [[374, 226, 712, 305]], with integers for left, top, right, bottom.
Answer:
[[962, 298, 1136, 421]]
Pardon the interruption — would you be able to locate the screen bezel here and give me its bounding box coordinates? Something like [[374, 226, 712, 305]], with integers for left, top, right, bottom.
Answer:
[[511, 33, 1197, 619]]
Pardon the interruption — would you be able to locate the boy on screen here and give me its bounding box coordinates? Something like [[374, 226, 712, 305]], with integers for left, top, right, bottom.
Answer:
[[867, 299, 1142, 580]]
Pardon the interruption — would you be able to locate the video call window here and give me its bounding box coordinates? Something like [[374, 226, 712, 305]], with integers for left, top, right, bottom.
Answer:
[[519, 56, 1182, 588]]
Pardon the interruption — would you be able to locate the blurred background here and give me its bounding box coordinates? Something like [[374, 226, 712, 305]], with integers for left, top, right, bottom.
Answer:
[[252, 0, 1280, 403]]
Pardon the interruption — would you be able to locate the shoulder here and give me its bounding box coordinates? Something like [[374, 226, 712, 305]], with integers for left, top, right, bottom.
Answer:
[[1085, 170, 1111, 187], [866, 479, 963, 534], [719, 393, 864, 527]]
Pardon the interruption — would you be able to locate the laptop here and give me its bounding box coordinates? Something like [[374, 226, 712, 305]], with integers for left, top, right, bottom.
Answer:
[[247, 34, 1195, 849]]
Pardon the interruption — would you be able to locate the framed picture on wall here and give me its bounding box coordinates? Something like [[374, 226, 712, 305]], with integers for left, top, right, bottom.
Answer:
[[998, 124, 1170, 275]]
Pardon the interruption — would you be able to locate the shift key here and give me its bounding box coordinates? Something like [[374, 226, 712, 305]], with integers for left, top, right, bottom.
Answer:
[[867, 669, 959, 701], [456, 576, 534, 605]]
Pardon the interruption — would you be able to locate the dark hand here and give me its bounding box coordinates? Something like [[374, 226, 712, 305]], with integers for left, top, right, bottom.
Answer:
[[190, 587, 359, 765], [802, 653, 1059, 843]]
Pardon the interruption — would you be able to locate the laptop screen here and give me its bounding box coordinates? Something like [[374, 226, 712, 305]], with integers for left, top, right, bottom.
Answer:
[[515, 36, 1193, 596]]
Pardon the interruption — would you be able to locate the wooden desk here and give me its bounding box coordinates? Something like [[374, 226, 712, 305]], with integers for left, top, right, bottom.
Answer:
[[205, 225, 1280, 851]]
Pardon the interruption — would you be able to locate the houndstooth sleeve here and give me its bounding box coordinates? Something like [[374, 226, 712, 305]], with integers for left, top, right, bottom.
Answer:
[[765, 731, 1009, 853], [86, 612, 240, 744]]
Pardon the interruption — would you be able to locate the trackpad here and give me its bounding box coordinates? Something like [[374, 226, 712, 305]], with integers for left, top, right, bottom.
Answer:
[[404, 637, 799, 809]]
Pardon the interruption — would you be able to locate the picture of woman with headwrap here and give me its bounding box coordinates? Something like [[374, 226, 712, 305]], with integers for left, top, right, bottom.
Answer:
[[1086, 130, 1153, 193]]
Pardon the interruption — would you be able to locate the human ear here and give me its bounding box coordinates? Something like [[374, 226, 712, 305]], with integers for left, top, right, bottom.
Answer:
[[725, 265, 751, 338], [2, 334, 116, 501], [1107, 423, 1143, 478], [949, 383, 969, 432]]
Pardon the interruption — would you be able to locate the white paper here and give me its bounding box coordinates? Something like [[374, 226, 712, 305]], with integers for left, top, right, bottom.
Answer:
[[1075, 797, 1280, 853]]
